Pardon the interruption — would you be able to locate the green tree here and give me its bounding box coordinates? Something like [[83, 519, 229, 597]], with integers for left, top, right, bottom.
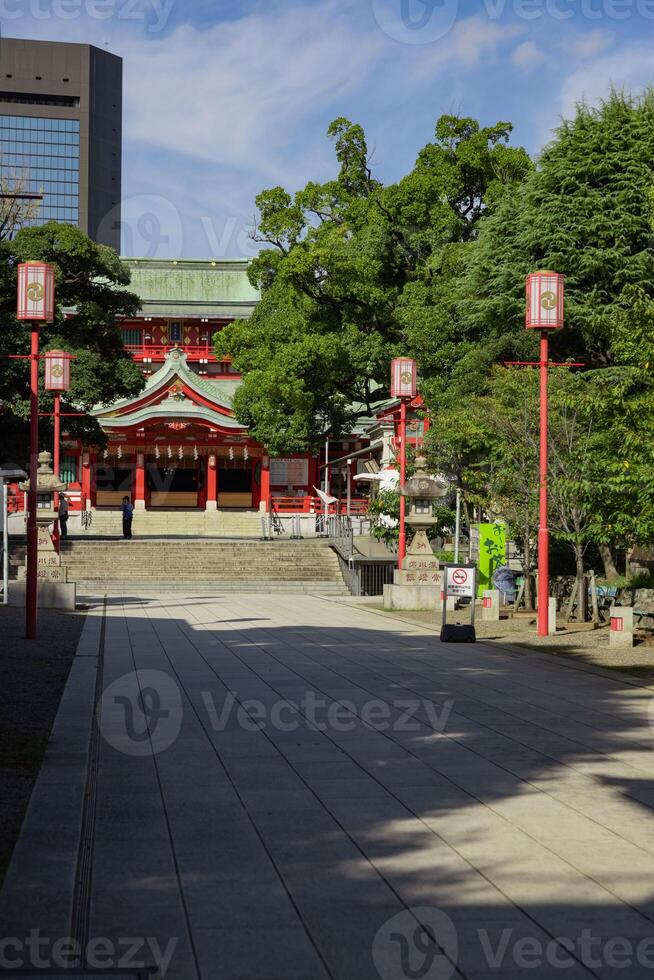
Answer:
[[440, 90, 654, 577], [0, 222, 143, 465], [217, 115, 531, 453]]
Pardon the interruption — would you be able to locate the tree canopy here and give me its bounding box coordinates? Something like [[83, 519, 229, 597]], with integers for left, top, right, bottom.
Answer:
[[216, 115, 532, 453], [1, 222, 143, 465], [228, 90, 654, 579]]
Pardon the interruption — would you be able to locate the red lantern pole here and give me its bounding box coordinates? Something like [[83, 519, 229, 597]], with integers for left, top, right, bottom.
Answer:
[[524, 271, 565, 638], [538, 331, 549, 637], [17, 262, 56, 640], [398, 397, 407, 568], [391, 357, 417, 571], [26, 325, 40, 640], [52, 391, 61, 550]]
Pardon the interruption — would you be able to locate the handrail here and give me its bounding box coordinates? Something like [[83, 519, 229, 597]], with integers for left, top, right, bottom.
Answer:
[[272, 495, 368, 515], [123, 344, 231, 363]]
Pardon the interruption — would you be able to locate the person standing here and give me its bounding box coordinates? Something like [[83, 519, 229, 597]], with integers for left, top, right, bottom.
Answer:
[[122, 496, 134, 539], [58, 493, 69, 540]]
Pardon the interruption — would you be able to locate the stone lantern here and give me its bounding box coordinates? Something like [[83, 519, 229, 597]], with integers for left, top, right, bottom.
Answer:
[[401, 455, 447, 541], [383, 456, 448, 611], [11, 451, 76, 609], [19, 451, 67, 525]]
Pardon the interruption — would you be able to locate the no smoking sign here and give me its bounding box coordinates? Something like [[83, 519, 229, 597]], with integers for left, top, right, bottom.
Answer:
[[446, 566, 474, 597]]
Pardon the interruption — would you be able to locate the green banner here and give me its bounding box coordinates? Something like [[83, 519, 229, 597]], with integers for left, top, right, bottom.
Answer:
[[473, 523, 506, 596]]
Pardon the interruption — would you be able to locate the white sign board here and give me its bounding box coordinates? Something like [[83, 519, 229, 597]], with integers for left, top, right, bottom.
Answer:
[[270, 458, 309, 487], [445, 566, 475, 598]]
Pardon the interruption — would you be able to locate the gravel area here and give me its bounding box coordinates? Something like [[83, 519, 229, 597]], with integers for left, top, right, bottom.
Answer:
[[361, 603, 654, 683], [0, 605, 85, 883]]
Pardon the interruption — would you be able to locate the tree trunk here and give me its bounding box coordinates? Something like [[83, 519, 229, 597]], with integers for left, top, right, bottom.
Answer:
[[523, 527, 533, 611], [574, 546, 588, 622], [598, 542, 619, 580]]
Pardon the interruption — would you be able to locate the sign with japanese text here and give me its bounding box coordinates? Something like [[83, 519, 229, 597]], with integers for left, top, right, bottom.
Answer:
[[445, 565, 475, 598]]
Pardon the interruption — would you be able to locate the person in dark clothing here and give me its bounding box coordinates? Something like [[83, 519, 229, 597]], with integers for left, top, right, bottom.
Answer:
[[58, 493, 69, 540], [122, 496, 134, 539]]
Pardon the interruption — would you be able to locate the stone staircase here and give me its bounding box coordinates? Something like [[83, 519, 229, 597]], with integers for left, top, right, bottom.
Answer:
[[59, 539, 349, 594], [84, 508, 262, 538]]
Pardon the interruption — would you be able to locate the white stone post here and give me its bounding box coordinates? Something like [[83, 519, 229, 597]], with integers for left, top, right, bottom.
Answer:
[[609, 606, 634, 647], [481, 589, 500, 621]]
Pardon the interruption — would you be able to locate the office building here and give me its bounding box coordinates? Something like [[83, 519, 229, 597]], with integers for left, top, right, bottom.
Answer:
[[0, 37, 122, 250]]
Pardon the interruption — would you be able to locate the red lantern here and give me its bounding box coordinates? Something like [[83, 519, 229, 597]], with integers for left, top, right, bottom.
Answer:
[[44, 350, 71, 391], [17, 262, 55, 322], [391, 357, 417, 398], [525, 271, 564, 330]]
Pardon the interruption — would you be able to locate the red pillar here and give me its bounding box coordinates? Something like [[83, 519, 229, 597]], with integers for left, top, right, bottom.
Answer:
[[537, 332, 549, 637], [206, 453, 218, 510], [260, 455, 271, 513], [398, 398, 407, 569], [134, 452, 146, 510], [52, 391, 61, 552], [81, 451, 92, 512], [26, 325, 39, 640]]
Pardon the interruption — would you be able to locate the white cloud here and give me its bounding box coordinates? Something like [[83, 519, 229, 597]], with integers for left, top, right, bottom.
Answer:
[[511, 40, 545, 70], [559, 43, 653, 118], [563, 29, 614, 59], [0, 3, 542, 256], [446, 16, 523, 67]]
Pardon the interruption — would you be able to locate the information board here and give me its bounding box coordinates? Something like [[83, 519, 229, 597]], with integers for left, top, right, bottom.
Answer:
[[270, 458, 309, 487]]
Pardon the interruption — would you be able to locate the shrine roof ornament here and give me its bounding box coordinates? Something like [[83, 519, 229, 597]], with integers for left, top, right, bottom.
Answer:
[[91, 347, 246, 432]]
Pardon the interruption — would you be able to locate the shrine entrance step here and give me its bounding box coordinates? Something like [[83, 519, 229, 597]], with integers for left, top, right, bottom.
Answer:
[[85, 508, 262, 538], [59, 539, 348, 594]]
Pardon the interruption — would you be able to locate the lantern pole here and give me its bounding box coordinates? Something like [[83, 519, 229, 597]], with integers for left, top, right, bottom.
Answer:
[[26, 323, 40, 640], [537, 331, 550, 636], [398, 398, 407, 568], [17, 261, 55, 640], [52, 390, 61, 550], [390, 356, 417, 571]]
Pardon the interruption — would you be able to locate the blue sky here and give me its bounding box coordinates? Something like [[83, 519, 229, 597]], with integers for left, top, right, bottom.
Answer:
[[4, 0, 654, 257]]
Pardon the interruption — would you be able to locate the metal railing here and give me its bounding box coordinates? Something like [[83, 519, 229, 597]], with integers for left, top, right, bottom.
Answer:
[[327, 515, 396, 596], [334, 552, 396, 597]]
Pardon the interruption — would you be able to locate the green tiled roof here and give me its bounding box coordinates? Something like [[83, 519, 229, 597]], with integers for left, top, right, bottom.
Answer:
[[121, 258, 260, 318]]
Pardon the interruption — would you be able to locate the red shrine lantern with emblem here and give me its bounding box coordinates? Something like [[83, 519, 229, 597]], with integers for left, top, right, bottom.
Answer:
[[44, 350, 71, 391], [17, 262, 55, 321], [525, 271, 565, 331], [391, 357, 417, 398]]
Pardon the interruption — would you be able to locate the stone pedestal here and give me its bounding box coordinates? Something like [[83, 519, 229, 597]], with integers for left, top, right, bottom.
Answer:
[[548, 597, 558, 635], [14, 524, 76, 610], [609, 606, 633, 647], [383, 529, 442, 611], [481, 589, 501, 621]]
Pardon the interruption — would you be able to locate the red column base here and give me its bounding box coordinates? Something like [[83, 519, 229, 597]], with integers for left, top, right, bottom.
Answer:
[[537, 526, 549, 637]]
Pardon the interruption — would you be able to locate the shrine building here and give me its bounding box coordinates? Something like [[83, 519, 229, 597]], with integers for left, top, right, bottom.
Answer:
[[56, 259, 387, 516]]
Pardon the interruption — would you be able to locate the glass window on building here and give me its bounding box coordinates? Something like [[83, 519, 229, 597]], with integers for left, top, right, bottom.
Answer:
[[122, 327, 142, 346], [0, 115, 80, 230], [60, 455, 79, 484]]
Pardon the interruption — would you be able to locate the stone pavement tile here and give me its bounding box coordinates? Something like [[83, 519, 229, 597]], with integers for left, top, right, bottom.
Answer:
[[307, 776, 395, 801], [251, 811, 401, 908], [88, 895, 196, 980], [180, 872, 302, 931], [300, 901, 411, 980], [238, 787, 327, 814], [192, 924, 331, 980], [0, 612, 100, 941], [290, 758, 363, 780]]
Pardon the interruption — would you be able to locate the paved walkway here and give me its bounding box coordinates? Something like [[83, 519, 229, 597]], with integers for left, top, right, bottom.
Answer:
[[3, 593, 654, 979]]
